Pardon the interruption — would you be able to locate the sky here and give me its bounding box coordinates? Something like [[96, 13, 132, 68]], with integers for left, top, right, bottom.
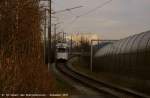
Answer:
[[52, 0, 150, 40]]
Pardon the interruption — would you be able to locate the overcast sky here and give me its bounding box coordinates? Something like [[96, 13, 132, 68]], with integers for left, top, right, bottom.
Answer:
[[53, 0, 150, 39]]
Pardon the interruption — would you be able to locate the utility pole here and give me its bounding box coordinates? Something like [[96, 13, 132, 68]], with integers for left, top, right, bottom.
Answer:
[[63, 32, 66, 42], [70, 35, 73, 54], [44, 8, 48, 64], [90, 40, 93, 72], [62, 32, 64, 42], [53, 23, 57, 62], [39, 0, 51, 65], [48, 0, 51, 64], [54, 24, 57, 46]]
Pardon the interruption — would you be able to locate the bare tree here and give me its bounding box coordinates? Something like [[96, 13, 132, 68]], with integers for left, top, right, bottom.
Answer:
[[0, 0, 54, 93]]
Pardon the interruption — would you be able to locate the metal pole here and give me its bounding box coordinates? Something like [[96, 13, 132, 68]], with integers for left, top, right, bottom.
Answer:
[[64, 32, 66, 42], [90, 40, 93, 72], [54, 24, 57, 62], [63, 32, 65, 42], [48, 0, 51, 71], [70, 35, 72, 54], [44, 8, 47, 64]]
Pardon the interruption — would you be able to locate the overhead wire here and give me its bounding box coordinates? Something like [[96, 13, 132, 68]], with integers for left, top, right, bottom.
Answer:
[[53, 0, 113, 32], [68, 0, 113, 25], [77, 0, 112, 18]]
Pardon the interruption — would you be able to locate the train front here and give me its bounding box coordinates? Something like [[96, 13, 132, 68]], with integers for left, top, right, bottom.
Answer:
[[56, 43, 68, 62]]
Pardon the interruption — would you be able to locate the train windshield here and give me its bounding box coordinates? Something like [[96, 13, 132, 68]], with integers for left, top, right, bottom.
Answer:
[[57, 48, 66, 52]]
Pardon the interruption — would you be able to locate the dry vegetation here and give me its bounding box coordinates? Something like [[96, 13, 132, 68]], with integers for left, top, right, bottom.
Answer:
[[0, 0, 56, 94]]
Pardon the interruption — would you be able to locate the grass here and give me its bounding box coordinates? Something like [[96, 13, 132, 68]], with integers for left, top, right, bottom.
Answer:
[[69, 56, 150, 95]]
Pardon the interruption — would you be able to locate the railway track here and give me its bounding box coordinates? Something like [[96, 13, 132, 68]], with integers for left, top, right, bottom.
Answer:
[[56, 62, 146, 98]]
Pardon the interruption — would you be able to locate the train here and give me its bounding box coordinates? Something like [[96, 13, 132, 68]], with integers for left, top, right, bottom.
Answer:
[[56, 42, 69, 62], [93, 31, 150, 80]]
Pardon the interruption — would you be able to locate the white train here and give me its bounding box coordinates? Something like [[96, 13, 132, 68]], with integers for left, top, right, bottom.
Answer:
[[56, 43, 68, 62]]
